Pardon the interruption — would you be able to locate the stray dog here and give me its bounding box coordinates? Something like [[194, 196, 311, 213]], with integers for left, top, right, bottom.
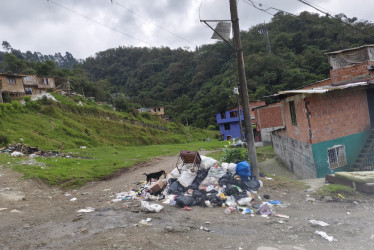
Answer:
[[143, 170, 166, 184]]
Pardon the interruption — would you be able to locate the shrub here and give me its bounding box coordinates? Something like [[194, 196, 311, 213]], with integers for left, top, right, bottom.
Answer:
[[207, 125, 217, 130], [0, 133, 9, 146], [11, 101, 21, 110]]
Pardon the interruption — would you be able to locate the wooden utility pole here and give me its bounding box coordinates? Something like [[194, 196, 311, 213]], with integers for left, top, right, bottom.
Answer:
[[229, 0, 259, 177]]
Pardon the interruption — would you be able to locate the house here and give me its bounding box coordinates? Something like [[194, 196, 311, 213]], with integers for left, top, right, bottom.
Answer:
[[138, 106, 165, 118], [23, 75, 55, 95], [216, 101, 265, 140], [253, 102, 285, 144], [263, 45, 374, 179], [0, 73, 25, 103]]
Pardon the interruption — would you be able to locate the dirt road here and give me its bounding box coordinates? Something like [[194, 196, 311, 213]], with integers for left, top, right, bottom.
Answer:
[[1, 154, 374, 250]]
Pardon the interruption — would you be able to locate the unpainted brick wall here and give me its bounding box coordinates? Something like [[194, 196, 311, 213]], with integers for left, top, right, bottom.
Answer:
[[257, 105, 283, 128], [306, 88, 370, 144], [275, 95, 311, 144], [330, 61, 374, 83]]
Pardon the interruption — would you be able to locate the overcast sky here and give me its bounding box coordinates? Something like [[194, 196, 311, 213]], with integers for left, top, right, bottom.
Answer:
[[1, 0, 374, 59]]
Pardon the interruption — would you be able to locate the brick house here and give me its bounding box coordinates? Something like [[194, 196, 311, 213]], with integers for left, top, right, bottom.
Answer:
[[0, 73, 25, 103], [266, 45, 374, 179], [253, 102, 285, 144], [216, 101, 265, 140]]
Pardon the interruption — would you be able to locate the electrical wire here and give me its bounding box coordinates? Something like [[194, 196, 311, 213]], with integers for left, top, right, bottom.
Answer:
[[112, 0, 192, 44], [46, 0, 153, 46], [242, 0, 295, 16], [297, 0, 374, 39]]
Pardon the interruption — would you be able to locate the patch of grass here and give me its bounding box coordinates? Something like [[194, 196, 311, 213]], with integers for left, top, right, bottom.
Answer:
[[1, 140, 226, 188], [319, 184, 357, 197], [205, 145, 275, 163], [262, 175, 307, 190]]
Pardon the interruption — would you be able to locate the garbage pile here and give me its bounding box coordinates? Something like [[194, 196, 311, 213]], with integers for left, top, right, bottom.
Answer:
[[111, 155, 288, 216], [1, 143, 65, 158]]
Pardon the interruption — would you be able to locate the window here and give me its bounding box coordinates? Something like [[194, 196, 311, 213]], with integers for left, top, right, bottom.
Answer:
[[289, 101, 297, 125], [327, 145, 347, 170], [224, 123, 230, 130], [7, 77, 16, 84], [25, 88, 33, 95], [42, 78, 49, 85], [230, 111, 238, 118], [220, 112, 226, 119]]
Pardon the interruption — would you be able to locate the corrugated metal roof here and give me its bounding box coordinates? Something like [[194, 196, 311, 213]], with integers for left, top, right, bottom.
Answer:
[[325, 44, 374, 55], [278, 81, 368, 95]]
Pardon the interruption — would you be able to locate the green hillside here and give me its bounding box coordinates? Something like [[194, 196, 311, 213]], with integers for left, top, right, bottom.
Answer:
[[0, 94, 217, 150]]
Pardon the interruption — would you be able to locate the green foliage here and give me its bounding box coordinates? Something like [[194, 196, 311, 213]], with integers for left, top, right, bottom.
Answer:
[[221, 140, 248, 163], [319, 184, 357, 196], [0, 132, 9, 146]]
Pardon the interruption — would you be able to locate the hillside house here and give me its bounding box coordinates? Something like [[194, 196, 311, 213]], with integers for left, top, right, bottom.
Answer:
[[216, 101, 265, 140], [23, 75, 56, 95], [0, 73, 25, 103], [265, 45, 374, 179], [138, 106, 165, 118]]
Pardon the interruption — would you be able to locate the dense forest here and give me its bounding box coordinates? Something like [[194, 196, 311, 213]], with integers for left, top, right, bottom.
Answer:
[[1, 11, 374, 128]]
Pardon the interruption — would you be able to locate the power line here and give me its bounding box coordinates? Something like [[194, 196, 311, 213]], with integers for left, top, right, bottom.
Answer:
[[112, 0, 192, 44], [46, 0, 153, 47], [242, 0, 295, 16], [297, 0, 374, 39]]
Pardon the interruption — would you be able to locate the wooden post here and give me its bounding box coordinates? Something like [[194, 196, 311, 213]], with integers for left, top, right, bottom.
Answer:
[[229, 0, 259, 177]]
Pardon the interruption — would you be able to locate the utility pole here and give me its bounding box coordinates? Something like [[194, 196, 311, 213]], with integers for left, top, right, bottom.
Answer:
[[229, 0, 259, 177]]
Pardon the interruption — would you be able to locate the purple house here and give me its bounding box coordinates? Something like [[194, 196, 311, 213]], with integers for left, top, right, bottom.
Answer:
[[216, 101, 266, 141], [216, 107, 244, 140]]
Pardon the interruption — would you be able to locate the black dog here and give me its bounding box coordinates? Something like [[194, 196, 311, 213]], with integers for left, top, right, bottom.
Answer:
[[143, 170, 166, 184]]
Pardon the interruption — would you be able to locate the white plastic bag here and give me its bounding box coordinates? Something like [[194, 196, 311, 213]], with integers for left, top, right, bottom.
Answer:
[[169, 167, 181, 178], [207, 165, 227, 179], [199, 176, 219, 188], [178, 169, 197, 187], [222, 162, 237, 173], [237, 197, 253, 206], [225, 196, 237, 207], [11, 151, 24, 157], [140, 201, 164, 212], [200, 155, 218, 170]]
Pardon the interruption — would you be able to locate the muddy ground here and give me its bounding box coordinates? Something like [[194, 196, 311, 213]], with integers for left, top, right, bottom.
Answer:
[[1, 154, 374, 250]]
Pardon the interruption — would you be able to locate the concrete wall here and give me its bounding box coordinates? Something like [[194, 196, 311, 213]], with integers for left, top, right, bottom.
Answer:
[[312, 130, 370, 177], [272, 133, 317, 179]]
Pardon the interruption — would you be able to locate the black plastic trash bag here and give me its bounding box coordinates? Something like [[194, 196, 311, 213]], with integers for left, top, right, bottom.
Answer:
[[207, 193, 224, 207], [241, 176, 260, 191], [218, 173, 236, 186], [168, 180, 185, 194], [225, 185, 240, 196], [175, 195, 197, 207]]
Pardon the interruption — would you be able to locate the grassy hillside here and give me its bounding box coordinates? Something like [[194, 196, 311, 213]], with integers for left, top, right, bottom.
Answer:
[[0, 94, 218, 150]]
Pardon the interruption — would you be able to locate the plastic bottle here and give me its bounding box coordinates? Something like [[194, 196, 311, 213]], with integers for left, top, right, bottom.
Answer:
[[224, 207, 231, 214]]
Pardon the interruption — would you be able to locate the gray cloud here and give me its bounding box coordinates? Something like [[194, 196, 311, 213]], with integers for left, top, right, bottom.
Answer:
[[0, 0, 373, 59]]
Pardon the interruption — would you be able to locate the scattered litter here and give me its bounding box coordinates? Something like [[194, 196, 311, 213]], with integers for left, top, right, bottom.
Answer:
[[305, 195, 316, 202], [310, 220, 329, 227], [315, 231, 337, 242], [77, 207, 95, 213], [64, 193, 71, 197], [10, 209, 21, 213], [338, 193, 345, 199], [138, 219, 152, 226], [183, 206, 192, 211], [268, 200, 282, 205], [140, 201, 164, 213], [263, 194, 270, 199], [70, 198, 77, 202], [80, 146, 87, 149], [11, 151, 24, 157], [347, 212, 351, 215], [81, 228, 88, 233], [275, 214, 289, 219], [145, 218, 152, 222], [264, 177, 273, 180], [0, 208, 8, 211], [200, 226, 210, 232]]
